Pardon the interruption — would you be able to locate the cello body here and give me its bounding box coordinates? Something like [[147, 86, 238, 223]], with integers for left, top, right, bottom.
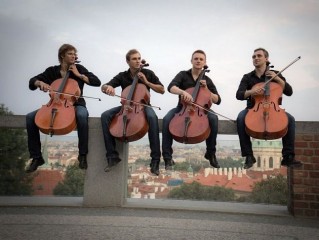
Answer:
[[110, 83, 150, 142], [245, 81, 288, 140], [109, 61, 150, 142], [169, 87, 212, 144], [169, 67, 212, 144], [35, 76, 80, 136]]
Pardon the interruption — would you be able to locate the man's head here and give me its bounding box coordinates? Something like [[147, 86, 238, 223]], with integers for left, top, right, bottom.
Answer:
[[58, 44, 77, 64], [191, 49, 206, 70], [252, 48, 269, 68], [126, 49, 142, 70]]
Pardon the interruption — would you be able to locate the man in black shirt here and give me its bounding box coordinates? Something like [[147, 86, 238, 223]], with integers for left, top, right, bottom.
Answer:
[[101, 49, 164, 175], [26, 44, 101, 172], [236, 47, 302, 169], [162, 50, 221, 169]]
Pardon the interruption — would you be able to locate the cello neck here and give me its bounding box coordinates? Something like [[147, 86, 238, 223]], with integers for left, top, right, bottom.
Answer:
[[57, 70, 71, 93], [263, 61, 272, 96], [126, 60, 149, 101], [57, 62, 75, 93], [192, 66, 210, 100]]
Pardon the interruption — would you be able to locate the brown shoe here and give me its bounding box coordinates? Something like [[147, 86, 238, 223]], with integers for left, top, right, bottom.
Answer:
[[281, 155, 302, 168], [150, 161, 160, 176], [78, 155, 88, 169], [204, 153, 220, 168], [104, 157, 121, 172], [26, 157, 45, 173], [164, 159, 175, 170], [243, 155, 256, 169]]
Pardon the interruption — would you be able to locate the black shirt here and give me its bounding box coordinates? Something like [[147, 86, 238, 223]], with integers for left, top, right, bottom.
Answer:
[[105, 68, 163, 105], [236, 70, 293, 109], [168, 69, 221, 106], [106, 68, 163, 90], [29, 64, 101, 107]]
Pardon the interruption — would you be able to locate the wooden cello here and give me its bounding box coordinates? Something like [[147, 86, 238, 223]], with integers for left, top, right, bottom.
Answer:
[[35, 66, 81, 136], [169, 65, 212, 144], [244, 61, 288, 140], [109, 60, 150, 142]]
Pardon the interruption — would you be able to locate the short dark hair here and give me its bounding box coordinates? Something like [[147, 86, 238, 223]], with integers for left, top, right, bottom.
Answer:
[[58, 44, 77, 63], [191, 49, 206, 59], [254, 48, 269, 58], [126, 49, 140, 61]]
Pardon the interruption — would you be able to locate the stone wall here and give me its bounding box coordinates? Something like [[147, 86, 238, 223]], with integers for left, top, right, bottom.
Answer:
[[288, 133, 319, 218], [1, 116, 318, 218]]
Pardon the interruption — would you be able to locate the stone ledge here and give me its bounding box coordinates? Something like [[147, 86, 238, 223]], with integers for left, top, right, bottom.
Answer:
[[1, 115, 318, 134]]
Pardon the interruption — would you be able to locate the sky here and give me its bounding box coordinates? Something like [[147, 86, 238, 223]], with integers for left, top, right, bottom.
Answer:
[[1, 0, 319, 122]]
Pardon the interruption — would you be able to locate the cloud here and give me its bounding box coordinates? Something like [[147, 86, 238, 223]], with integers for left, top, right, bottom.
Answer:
[[0, 0, 318, 121]]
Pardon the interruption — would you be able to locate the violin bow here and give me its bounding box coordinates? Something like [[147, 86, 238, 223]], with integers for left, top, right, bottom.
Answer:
[[50, 90, 161, 109], [190, 102, 235, 123], [50, 89, 101, 101], [114, 94, 161, 110], [257, 56, 301, 91]]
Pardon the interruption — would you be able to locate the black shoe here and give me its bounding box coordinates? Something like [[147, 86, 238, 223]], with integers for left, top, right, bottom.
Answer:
[[281, 155, 303, 168], [204, 153, 220, 168], [244, 155, 256, 169], [25, 157, 45, 173], [104, 157, 121, 172], [78, 155, 87, 169], [164, 159, 175, 170], [150, 161, 160, 176]]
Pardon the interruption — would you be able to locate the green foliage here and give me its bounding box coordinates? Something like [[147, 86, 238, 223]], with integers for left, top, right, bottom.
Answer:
[[168, 181, 235, 201], [219, 157, 244, 168], [250, 175, 288, 205], [173, 161, 203, 172], [0, 104, 33, 195], [0, 104, 13, 115], [134, 158, 149, 166], [53, 164, 85, 196]]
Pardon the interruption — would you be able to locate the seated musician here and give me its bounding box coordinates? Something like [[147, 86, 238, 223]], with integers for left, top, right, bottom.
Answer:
[[162, 50, 221, 169], [26, 44, 101, 173], [236, 47, 302, 169], [101, 49, 164, 175]]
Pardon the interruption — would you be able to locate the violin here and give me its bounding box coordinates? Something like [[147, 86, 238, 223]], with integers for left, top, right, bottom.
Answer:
[[245, 61, 288, 140], [35, 63, 81, 136], [169, 65, 212, 144], [109, 60, 150, 142]]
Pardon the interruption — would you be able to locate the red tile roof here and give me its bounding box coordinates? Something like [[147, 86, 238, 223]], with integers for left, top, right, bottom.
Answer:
[[32, 170, 64, 195]]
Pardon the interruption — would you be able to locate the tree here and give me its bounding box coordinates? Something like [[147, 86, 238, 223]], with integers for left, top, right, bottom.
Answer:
[[0, 104, 34, 195], [250, 174, 288, 205], [53, 164, 85, 196], [168, 181, 235, 201], [219, 157, 244, 168], [173, 161, 207, 172]]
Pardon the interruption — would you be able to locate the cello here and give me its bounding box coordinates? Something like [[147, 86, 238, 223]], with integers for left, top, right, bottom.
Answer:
[[35, 64, 81, 136], [169, 65, 212, 144], [109, 60, 150, 142], [244, 61, 288, 140]]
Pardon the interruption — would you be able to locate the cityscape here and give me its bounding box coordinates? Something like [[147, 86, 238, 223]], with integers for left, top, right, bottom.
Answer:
[[30, 134, 287, 201]]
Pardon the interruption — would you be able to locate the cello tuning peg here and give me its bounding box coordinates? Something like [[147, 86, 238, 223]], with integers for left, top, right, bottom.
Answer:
[[141, 59, 149, 67], [203, 65, 210, 73], [75, 56, 81, 63]]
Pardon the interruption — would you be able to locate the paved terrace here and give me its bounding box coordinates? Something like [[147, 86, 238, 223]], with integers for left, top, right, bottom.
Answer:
[[1, 204, 318, 240]]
